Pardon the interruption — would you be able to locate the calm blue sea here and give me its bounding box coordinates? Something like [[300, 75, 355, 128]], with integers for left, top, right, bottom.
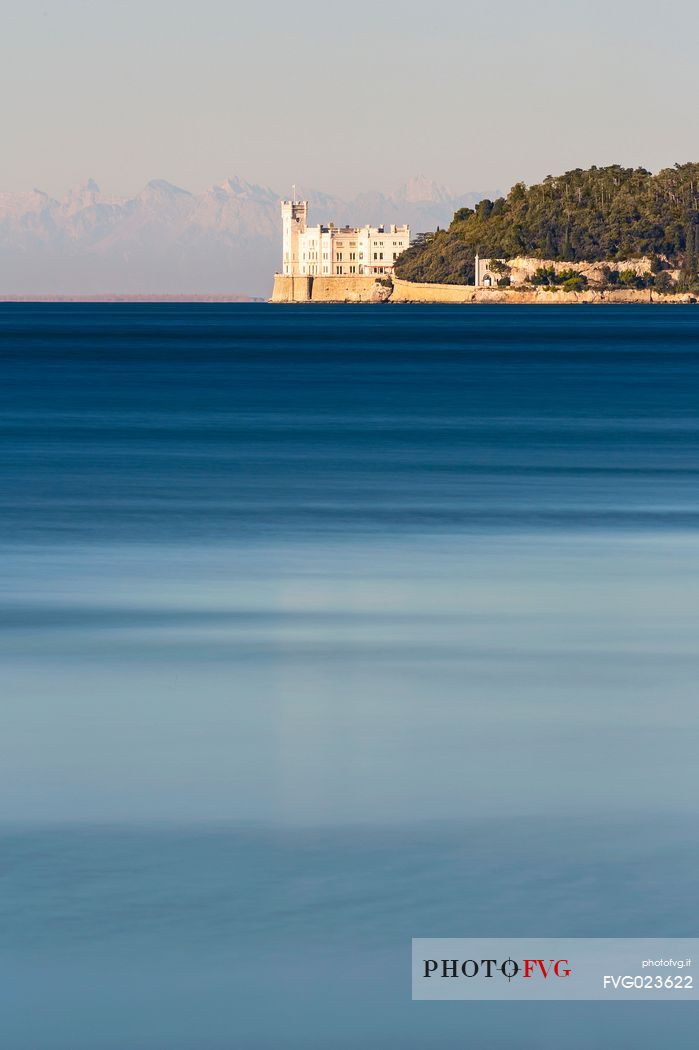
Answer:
[[1, 303, 698, 1048]]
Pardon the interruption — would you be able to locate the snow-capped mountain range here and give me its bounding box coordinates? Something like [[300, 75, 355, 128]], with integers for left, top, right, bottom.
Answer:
[[0, 176, 492, 297]]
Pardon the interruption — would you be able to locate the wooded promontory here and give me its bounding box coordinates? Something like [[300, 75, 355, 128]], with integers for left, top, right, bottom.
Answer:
[[395, 164, 699, 292]]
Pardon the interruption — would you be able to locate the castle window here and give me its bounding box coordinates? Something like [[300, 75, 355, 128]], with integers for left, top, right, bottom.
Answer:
[[337, 253, 343, 261], [337, 266, 343, 274], [380, 253, 383, 260], [373, 253, 377, 261]]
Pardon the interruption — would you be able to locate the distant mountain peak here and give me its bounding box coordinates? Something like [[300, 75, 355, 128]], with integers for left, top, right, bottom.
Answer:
[[396, 175, 453, 205], [216, 176, 249, 193], [142, 179, 191, 196], [64, 178, 101, 203], [212, 177, 277, 201]]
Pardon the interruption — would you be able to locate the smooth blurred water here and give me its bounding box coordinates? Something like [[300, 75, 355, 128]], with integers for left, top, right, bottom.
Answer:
[[1, 304, 698, 1047]]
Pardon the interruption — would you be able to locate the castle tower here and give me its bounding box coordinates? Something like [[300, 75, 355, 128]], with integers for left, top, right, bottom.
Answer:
[[281, 197, 308, 275]]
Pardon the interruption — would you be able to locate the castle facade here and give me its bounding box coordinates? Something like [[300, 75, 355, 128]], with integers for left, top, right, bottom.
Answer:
[[281, 199, 409, 278]]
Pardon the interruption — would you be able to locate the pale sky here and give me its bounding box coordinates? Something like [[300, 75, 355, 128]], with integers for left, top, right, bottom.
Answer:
[[2, 0, 698, 198]]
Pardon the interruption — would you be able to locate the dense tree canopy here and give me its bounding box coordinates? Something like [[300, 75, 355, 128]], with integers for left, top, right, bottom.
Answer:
[[395, 163, 699, 286]]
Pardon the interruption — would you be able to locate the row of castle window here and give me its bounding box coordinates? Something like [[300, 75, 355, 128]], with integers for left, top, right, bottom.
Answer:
[[298, 263, 393, 275], [304, 251, 393, 262], [301, 244, 404, 258], [297, 253, 399, 268]]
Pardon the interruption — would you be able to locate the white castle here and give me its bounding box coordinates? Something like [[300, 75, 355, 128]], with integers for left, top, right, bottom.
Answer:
[[281, 197, 410, 278]]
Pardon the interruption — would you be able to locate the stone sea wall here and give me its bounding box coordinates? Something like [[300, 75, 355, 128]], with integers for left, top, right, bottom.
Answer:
[[393, 279, 697, 304], [271, 273, 697, 305], [271, 274, 392, 303], [391, 279, 479, 303]]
